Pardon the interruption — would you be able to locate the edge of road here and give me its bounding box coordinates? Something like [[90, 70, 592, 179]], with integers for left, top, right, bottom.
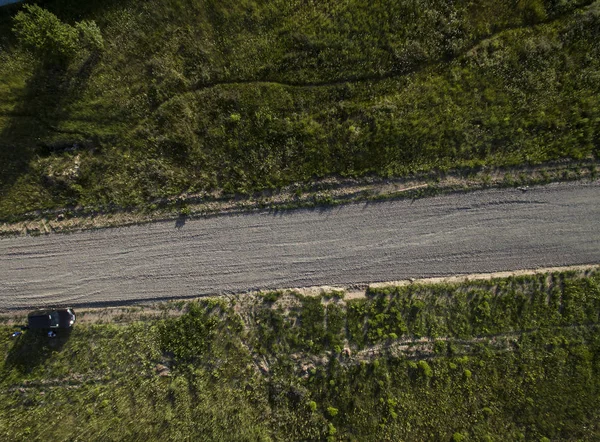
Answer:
[[1, 264, 597, 320], [1, 158, 598, 237]]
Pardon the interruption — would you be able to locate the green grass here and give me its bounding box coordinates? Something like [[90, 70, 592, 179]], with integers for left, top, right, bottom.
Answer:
[[1, 269, 600, 440], [0, 0, 599, 220]]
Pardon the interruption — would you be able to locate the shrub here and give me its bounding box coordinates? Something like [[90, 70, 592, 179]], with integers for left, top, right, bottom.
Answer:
[[262, 291, 283, 303], [13, 5, 104, 65], [418, 360, 433, 378], [75, 20, 104, 53], [13, 4, 78, 64], [453, 433, 466, 442], [158, 302, 219, 364]]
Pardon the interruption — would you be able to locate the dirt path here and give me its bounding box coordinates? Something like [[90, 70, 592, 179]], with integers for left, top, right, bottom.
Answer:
[[1, 181, 599, 310]]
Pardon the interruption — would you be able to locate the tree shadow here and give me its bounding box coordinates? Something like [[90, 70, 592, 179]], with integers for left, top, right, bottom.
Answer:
[[0, 50, 102, 217], [0, 3, 112, 218], [5, 328, 72, 374], [0, 5, 37, 194]]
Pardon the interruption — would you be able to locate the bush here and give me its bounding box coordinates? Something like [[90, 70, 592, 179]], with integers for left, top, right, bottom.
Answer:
[[327, 406, 339, 417], [12, 4, 78, 64], [262, 291, 283, 303], [75, 20, 104, 53], [418, 360, 433, 378], [12, 5, 103, 65], [453, 432, 466, 442], [158, 302, 220, 363]]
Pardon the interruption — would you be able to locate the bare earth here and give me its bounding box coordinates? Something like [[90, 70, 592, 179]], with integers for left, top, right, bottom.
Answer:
[[1, 181, 599, 310]]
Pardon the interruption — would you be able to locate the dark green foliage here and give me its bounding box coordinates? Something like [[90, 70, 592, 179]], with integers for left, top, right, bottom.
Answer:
[[297, 295, 326, 352], [74, 19, 104, 53], [0, 0, 599, 218], [324, 303, 345, 350], [261, 290, 284, 303], [302, 325, 600, 441], [158, 299, 245, 370], [158, 300, 220, 363], [345, 272, 600, 347], [12, 4, 78, 63], [0, 321, 271, 441], [1, 270, 600, 440], [253, 293, 344, 354], [245, 270, 600, 439], [348, 295, 409, 346], [11, 4, 103, 64]]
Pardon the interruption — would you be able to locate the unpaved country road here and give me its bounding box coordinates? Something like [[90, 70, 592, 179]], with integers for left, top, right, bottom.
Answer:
[[1, 181, 599, 310]]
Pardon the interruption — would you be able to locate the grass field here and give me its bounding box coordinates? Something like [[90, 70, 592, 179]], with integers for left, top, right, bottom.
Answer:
[[0, 0, 599, 221], [1, 269, 599, 440]]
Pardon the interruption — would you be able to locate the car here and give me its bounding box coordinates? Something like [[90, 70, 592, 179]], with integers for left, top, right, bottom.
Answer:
[[27, 308, 76, 330]]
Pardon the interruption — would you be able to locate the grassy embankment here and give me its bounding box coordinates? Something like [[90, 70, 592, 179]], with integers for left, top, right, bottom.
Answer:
[[1, 269, 599, 440], [0, 0, 599, 222]]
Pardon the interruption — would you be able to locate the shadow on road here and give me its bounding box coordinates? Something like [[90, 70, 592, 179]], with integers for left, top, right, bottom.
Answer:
[[5, 328, 72, 374], [175, 214, 187, 229]]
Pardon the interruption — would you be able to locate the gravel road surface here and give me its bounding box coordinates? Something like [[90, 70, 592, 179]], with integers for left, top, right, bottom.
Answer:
[[1, 181, 599, 310]]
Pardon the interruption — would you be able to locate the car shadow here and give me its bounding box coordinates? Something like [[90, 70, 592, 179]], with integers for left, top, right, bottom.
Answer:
[[5, 328, 72, 374]]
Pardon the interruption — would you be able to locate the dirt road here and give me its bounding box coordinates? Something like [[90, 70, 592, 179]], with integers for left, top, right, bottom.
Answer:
[[1, 181, 599, 310]]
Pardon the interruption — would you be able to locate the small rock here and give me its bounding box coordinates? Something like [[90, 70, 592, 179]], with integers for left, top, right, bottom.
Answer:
[[155, 364, 170, 377]]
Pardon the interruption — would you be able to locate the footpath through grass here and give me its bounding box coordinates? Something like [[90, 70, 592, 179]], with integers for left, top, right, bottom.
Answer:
[[1, 269, 599, 440], [0, 0, 599, 220]]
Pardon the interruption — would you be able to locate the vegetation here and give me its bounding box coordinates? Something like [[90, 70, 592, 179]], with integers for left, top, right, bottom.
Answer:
[[0, 0, 599, 220], [12, 4, 103, 64], [1, 269, 600, 440]]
